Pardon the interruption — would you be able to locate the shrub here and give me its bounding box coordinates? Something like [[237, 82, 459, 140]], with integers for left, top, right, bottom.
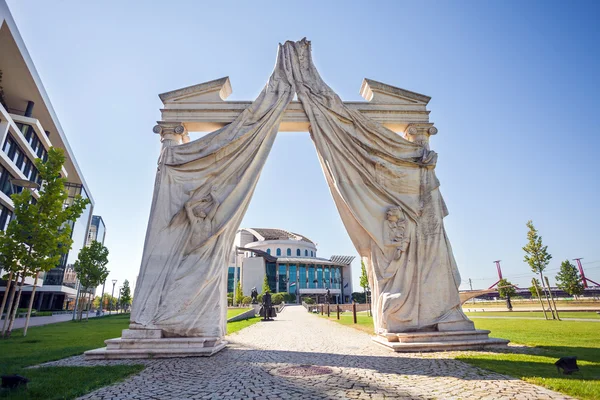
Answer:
[[34, 311, 52, 317], [242, 296, 252, 305], [303, 297, 315, 305], [271, 293, 284, 305], [257, 294, 263, 303]]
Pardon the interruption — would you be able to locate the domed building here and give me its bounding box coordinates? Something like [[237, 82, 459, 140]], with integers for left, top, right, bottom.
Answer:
[[229, 228, 354, 304]]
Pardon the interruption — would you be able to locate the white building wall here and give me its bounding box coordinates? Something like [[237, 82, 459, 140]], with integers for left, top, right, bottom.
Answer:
[[242, 257, 265, 296]]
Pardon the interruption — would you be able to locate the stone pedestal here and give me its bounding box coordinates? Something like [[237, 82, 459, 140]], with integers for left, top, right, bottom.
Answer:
[[372, 329, 509, 352], [84, 329, 227, 360]]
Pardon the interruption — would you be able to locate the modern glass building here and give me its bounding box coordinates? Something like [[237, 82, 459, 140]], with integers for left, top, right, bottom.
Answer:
[[87, 215, 107, 246], [0, 1, 96, 311], [233, 228, 354, 304]]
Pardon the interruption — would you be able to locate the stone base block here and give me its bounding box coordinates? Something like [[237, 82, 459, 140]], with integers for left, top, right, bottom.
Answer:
[[84, 330, 227, 360], [372, 329, 509, 352]]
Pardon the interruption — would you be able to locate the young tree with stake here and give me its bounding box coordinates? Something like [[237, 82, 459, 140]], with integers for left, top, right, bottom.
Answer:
[[1, 148, 89, 337], [523, 220, 556, 319], [73, 240, 109, 321]]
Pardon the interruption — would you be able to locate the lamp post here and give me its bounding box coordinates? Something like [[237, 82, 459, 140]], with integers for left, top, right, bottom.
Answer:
[[117, 287, 122, 314], [110, 279, 117, 315]]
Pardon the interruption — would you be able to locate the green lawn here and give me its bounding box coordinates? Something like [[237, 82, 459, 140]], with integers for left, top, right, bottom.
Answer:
[[0, 314, 142, 400], [465, 311, 600, 319], [320, 311, 599, 399], [459, 318, 600, 400], [320, 312, 374, 334], [227, 308, 252, 319], [0, 311, 260, 399], [227, 316, 261, 334]]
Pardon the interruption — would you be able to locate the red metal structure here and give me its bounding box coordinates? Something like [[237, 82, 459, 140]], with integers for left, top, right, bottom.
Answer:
[[574, 258, 600, 288], [488, 260, 503, 289]]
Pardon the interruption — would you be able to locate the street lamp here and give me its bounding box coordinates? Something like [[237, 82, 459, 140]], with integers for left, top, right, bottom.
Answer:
[[117, 287, 122, 314], [110, 279, 117, 315]]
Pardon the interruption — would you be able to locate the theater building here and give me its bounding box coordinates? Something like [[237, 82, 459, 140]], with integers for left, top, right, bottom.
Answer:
[[230, 228, 354, 304]]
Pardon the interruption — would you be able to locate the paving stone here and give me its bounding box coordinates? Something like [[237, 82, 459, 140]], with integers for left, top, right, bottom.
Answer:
[[38, 305, 572, 399]]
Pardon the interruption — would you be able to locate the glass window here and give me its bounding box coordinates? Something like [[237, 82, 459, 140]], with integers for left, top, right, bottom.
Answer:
[[299, 264, 306, 289], [311, 251, 314, 257], [0, 204, 12, 231], [288, 264, 296, 294], [266, 262, 277, 292], [316, 265, 323, 289], [308, 265, 315, 289], [276, 248, 281, 256], [304, 249, 308, 256], [266, 248, 271, 255], [324, 267, 330, 289], [296, 248, 301, 256], [287, 248, 291, 256], [278, 264, 287, 293]]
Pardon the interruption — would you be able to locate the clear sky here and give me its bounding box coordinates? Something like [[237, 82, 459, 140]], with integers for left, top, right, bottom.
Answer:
[[7, 0, 600, 293]]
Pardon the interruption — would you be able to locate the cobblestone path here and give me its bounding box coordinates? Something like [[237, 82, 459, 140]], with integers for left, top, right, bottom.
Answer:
[[44, 305, 571, 399]]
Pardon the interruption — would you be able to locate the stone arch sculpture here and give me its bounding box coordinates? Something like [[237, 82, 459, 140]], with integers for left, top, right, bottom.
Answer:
[[85, 39, 507, 359]]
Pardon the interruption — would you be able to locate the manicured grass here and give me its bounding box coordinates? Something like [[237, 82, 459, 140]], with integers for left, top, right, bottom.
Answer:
[[0, 365, 144, 400], [227, 316, 261, 334], [458, 318, 600, 400], [0, 314, 142, 400], [320, 312, 374, 334], [0, 314, 131, 370], [320, 310, 599, 399], [227, 308, 252, 319], [0, 311, 261, 399], [465, 311, 600, 319]]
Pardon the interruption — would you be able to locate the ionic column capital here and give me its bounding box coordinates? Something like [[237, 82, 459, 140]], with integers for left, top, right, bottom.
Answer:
[[153, 122, 188, 146], [403, 123, 437, 149]]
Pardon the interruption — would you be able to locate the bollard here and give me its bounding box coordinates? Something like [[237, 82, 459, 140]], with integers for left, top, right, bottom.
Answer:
[[321, 304, 323, 315], [327, 304, 330, 317], [352, 302, 357, 324], [336, 304, 340, 320]]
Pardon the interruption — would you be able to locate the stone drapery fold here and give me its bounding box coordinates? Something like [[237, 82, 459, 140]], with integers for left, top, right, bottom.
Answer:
[[131, 39, 471, 338]]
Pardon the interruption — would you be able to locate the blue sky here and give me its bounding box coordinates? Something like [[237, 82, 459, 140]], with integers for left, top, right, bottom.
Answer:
[[7, 0, 600, 293]]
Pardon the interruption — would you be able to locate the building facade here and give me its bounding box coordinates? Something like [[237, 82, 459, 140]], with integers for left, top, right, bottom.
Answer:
[[86, 215, 106, 246], [230, 228, 354, 304], [0, 1, 95, 311]]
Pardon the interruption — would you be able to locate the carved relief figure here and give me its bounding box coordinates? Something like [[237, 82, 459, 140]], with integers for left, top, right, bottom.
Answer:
[[384, 206, 410, 260]]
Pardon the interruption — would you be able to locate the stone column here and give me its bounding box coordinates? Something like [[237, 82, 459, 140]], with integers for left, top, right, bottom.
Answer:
[[153, 122, 188, 148], [403, 124, 438, 150]]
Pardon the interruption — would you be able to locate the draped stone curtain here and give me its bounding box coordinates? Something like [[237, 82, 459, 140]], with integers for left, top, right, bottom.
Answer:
[[131, 44, 296, 338], [132, 39, 471, 338], [285, 40, 471, 334]]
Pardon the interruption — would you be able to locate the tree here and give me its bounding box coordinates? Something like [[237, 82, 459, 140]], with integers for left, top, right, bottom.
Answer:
[[1, 148, 89, 337], [523, 220, 555, 318], [234, 280, 243, 305], [73, 240, 109, 321], [261, 275, 270, 294], [529, 278, 543, 298], [556, 260, 585, 298], [93, 293, 117, 311], [359, 260, 369, 300], [119, 280, 132, 312], [497, 278, 516, 311], [497, 278, 516, 298]]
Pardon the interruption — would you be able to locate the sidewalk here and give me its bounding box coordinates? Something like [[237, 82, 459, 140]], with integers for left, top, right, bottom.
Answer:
[[43, 305, 571, 400], [4, 311, 108, 330]]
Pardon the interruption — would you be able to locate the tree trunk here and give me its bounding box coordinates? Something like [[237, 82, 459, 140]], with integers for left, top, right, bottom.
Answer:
[[545, 276, 561, 321], [86, 292, 91, 321], [532, 277, 548, 320], [1, 272, 18, 336], [0, 271, 13, 325], [23, 272, 39, 336], [5, 272, 26, 338], [539, 272, 556, 320]]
